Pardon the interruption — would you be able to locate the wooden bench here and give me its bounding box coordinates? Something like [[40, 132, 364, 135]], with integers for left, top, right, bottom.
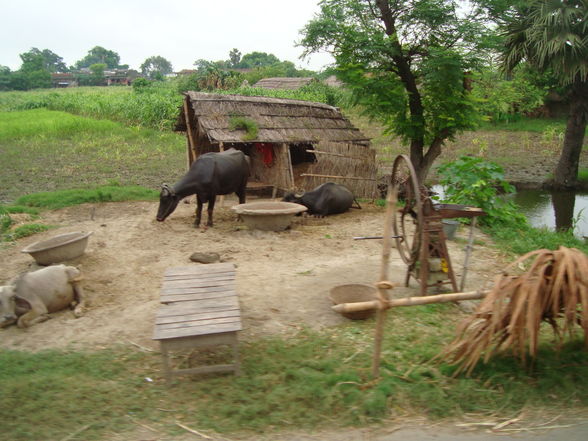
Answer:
[[152, 263, 242, 383]]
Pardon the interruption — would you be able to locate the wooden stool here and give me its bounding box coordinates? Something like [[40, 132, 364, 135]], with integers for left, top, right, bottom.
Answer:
[[153, 263, 242, 383]]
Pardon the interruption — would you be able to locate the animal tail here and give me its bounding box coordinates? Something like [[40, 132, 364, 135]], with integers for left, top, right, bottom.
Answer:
[[351, 198, 362, 210]]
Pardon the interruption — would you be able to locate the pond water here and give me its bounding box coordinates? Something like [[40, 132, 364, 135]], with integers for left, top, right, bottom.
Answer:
[[511, 189, 588, 238], [432, 185, 588, 238]]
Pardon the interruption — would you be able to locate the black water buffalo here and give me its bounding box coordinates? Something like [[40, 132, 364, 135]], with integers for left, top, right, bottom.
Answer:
[[156, 148, 250, 227], [282, 182, 360, 216]]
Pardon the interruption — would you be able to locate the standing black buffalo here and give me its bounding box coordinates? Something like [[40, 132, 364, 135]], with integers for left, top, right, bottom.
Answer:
[[156, 148, 250, 227], [282, 182, 361, 216]]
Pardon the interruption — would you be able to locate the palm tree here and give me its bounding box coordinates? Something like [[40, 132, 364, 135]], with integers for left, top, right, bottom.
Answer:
[[502, 0, 588, 189]]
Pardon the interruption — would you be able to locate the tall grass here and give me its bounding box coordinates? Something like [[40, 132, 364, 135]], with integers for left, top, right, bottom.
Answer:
[[0, 85, 182, 131]]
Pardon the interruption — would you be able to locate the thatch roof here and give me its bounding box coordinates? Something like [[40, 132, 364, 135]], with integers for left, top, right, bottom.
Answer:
[[253, 77, 315, 90], [175, 92, 370, 145]]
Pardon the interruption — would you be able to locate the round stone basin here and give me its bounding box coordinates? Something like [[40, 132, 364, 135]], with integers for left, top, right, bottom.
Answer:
[[232, 202, 307, 231], [21, 231, 93, 265]]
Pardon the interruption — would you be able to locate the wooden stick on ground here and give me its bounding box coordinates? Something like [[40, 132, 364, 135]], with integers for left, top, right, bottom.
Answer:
[[372, 185, 397, 378]]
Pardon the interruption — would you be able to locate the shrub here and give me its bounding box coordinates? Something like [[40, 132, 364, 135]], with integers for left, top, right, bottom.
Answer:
[[436, 155, 527, 227]]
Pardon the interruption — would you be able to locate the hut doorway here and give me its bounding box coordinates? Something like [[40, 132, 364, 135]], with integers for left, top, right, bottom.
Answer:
[[289, 144, 317, 188]]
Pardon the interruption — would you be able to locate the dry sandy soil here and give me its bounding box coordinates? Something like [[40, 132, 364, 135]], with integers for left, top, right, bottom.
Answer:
[[0, 197, 504, 352]]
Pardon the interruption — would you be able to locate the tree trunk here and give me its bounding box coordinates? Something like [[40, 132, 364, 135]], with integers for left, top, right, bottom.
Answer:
[[553, 85, 588, 189]]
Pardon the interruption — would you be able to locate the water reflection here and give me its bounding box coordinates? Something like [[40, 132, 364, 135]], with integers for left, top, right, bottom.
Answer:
[[431, 185, 588, 237], [512, 189, 588, 238]]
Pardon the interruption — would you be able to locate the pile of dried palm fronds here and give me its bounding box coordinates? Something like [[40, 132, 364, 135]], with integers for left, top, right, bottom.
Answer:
[[442, 246, 588, 375]]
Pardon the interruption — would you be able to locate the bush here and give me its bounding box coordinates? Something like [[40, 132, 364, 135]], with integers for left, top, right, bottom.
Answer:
[[436, 155, 527, 227]]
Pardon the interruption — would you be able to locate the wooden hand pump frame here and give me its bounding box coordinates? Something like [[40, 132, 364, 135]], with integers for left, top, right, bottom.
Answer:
[[343, 155, 487, 377]]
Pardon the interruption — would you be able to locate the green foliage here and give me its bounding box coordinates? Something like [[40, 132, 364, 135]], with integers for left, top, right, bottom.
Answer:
[[228, 116, 258, 141], [300, 0, 494, 178], [436, 155, 527, 227], [74, 46, 122, 70], [471, 67, 547, 123], [0, 86, 183, 131], [486, 223, 588, 255], [4, 223, 51, 241], [140, 55, 173, 80], [15, 186, 159, 210]]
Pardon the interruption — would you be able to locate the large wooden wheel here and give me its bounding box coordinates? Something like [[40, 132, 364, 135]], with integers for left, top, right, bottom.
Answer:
[[391, 155, 423, 265]]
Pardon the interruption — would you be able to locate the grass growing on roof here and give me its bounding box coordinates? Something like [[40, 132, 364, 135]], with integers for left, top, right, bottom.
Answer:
[[1, 303, 587, 440]]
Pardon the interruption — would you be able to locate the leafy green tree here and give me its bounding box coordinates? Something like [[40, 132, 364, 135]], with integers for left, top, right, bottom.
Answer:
[[140, 55, 173, 80], [17, 49, 52, 89], [0, 66, 12, 90], [229, 48, 242, 68], [496, 0, 588, 189], [75, 46, 122, 69], [238, 52, 280, 68], [300, 0, 494, 181], [20, 48, 67, 72], [89, 63, 107, 86]]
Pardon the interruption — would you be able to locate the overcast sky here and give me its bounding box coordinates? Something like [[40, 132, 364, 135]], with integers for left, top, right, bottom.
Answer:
[[0, 0, 334, 72]]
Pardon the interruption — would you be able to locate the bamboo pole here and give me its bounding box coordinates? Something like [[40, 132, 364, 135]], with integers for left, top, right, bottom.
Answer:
[[300, 173, 377, 181], [372, 185, 397, 378], [332, 290, 488, 314], [460, 217, 477, 292]]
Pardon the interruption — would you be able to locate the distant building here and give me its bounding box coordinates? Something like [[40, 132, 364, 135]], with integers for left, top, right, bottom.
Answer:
[[50, 73, 77, 88]]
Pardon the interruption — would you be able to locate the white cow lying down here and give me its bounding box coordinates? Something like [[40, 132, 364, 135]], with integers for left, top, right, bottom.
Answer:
[[0, 264, 85, 328]]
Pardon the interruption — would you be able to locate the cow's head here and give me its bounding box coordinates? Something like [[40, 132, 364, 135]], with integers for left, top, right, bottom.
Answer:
[[156, 183, 180, 222], [0, 285, 18, 328], [282, 192, 303, 204]]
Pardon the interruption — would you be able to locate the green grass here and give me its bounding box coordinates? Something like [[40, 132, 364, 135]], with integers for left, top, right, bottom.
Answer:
[[14, 185, 159, 210], [485, 223, 588, 255], [1, 305, 586, 440], [0, 109, 186, 203], [479, 117, 568, 133]]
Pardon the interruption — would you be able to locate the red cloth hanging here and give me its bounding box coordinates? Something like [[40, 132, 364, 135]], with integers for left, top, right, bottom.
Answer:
[[255, 143, 274, 166]]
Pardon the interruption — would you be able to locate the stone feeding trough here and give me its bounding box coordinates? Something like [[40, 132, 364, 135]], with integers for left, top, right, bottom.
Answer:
[[21, 231, 93, 265], [231, 201, 307, 231]]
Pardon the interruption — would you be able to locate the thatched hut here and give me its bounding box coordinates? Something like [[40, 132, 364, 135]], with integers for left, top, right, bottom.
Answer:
[[253, 77, 315, 90], [174, 92, 377, 198]]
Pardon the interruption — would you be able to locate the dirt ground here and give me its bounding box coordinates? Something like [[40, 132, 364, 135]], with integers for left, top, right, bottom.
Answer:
[[0, 197, 504, 351]]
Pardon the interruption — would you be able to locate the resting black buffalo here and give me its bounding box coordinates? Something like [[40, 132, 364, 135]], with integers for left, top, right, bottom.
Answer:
[[282, 182, 360, 216], [156, 148, 250, 227]]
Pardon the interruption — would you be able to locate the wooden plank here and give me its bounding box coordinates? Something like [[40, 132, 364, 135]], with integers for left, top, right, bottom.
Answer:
[[157, 297, 239, 313], [154, 322, 241, 340], [156, 316, 241, 332], [164, 263, 235, 276], [156, 308, 241, 324], [160, 279, 235, 290], [160, 285, 234, 296], [160, 290, 238, 304]]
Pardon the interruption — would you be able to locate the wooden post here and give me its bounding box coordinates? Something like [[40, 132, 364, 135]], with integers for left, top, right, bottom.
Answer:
[[285, 143, 295, 190], [183, 98, 198, 169], [372, 185, 397, 378], [460, 217, 477, 292], [219, 142, 225, 207]]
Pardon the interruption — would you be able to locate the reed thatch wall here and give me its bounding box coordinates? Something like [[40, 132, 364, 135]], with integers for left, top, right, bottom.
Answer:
[[296, 142, 378, 198]]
